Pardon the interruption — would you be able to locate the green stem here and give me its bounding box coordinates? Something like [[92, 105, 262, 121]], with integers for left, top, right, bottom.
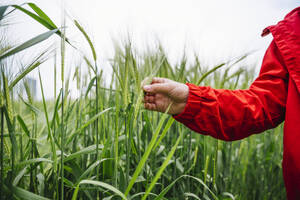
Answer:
[[95, 63, 100, 200], [0, 106, 4, 199], [60, 89, 64, 199], [213, 140, 219, 187], [125, 115, 129, 186], [53, 53, 58, 200], [60, 3, 66, 198]]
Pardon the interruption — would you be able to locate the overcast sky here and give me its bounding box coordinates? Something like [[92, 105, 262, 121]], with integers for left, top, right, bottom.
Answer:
[[5, 0, 299, 98]]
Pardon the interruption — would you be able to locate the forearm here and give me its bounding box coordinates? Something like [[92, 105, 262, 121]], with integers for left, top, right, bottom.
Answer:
[[174, 83, 286, 141]]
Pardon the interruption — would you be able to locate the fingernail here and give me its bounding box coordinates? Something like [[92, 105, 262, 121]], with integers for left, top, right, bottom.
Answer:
[[143, 85, 151, 91]]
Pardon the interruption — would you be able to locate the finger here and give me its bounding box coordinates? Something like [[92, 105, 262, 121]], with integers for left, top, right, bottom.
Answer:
[[149, 103, 157, 111], [144, 92, 155, 96], [144, 95, 155, 103], [143, 83, 170, 94], [151, 77, 167, 84], [141, 77, 152, 89], [144, 103, 157, 111]]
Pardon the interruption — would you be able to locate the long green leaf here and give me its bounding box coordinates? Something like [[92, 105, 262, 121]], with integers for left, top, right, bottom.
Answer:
[[184, 192, 202, 200], [28, 3, 57, 28], [154, 175, 218, 200], [0, 6, 9, 21], [142, 131, 182, 200], [17, 158, 53, 167], [18, 95, 41, 115], [0, 29, 58, 61], [124, 110, 170, 196], [63, 144, 103, 162], [3, 106, 18, 156], [9, 50, 50, 90], [196, 63, 225, 85], [72, 180, 128, 200], [75, 158, 113, 185], [13, 5, 56, 30], [16, 115, 30, 138], [66, 107, 113, 145], [12, 4, 73, 46], [85, 76, 96, 97], [38, 70, 58, 178], [12, 186, 50, 200], [13, 167, 28, 186], [153, 117, 175, 151], [50, 89, 62, 129], [131, 192, 160, 199]]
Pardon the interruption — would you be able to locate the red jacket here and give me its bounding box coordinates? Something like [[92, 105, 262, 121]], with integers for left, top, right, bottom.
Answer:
[[174, 7, 300, 200]]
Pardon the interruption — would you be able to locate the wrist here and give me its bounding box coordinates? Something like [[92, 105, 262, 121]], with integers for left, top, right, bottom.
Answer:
[[173, 83, 189, 115]]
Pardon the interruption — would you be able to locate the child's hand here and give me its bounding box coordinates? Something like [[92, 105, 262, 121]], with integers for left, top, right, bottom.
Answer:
[[142, 77, 189, 115]]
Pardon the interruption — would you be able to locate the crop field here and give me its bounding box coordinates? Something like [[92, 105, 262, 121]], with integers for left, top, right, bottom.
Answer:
[[0, 3, 285, 200]]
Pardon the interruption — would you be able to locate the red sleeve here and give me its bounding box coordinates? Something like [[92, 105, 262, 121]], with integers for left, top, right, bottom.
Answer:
[[173, 41, 288, 141]]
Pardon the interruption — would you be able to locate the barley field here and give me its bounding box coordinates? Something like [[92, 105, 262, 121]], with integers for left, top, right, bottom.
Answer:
[[0, 3, 285, 200]]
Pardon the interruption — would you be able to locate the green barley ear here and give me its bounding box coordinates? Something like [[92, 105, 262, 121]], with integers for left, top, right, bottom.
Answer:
[[131, 49, 140, 93], [72, 65, 81, 90], [23, 79, 33, 104], [74, 20, 97, 62], [123, 45, 130, 108]]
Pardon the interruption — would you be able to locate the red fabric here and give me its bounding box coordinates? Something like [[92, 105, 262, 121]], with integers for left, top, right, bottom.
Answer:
[[174, 7, 300, 200]]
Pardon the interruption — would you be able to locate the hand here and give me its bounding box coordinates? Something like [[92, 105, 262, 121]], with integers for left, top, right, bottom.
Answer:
[[142, 77, 189, 115]]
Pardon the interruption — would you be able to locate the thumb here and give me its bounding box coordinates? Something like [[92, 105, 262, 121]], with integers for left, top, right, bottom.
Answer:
[[143, 83, 170, 94]]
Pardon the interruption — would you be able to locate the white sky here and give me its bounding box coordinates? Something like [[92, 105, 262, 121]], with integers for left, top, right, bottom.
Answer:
[[4, 0, 299, 98]]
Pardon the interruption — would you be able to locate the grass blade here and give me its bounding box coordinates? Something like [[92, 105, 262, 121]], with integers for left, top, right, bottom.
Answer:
[[142, 131, 183, 200], [13, 4, 56, 30], [63, 144, 103, 162], [72, 180, 128, 200], [9, 50, 50, 90], [153, 117, 175, 151], [16, 115, 30, 138], [184, 192, 202, 200], [38, 70, 57, 173], [16, 158, 53, 167], [75, 158, 113, 185], [154, 175, 218, 200], [11, 186, 50, 200], [0, 29, 58, 61], [66, 107, 113, 145], [0, 106, 4, 198], [196, 63, 225, 85], [124, 109, 170, 196], [0, 6, 9, 21], [27, 3, 57, 28]]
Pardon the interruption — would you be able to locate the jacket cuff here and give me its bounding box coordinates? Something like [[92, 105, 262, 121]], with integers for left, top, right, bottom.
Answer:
[[173, 83, 202, 122]]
